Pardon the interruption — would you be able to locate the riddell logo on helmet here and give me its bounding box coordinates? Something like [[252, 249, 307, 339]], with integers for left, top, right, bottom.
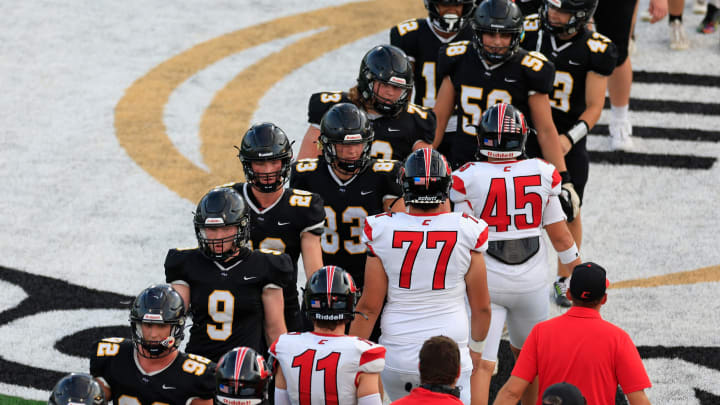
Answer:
[[548, 0, 562, 7], [315, 313, 344, 320], [487, 151, 518, 159], [217, 395, 260, 405], [258, 152, 273, 157], [389, 76, 406, 85], [205, 218, 225, 225], [344, 134, 363, 141], [143, 314, 163, 321]]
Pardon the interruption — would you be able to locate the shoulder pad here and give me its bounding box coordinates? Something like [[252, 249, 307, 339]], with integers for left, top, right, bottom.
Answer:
[[165, 248, 198, 266], [444, 40, 471, 57], [394, 19, 420, 36], [308, 92, 350, 124], [293, 158, 320, 174], [94, 337, 126, 358], [370, 159, 400, 173], [523, 15, 541, 32], [180, 353, 213, 376], [355, 339, 386, 374]]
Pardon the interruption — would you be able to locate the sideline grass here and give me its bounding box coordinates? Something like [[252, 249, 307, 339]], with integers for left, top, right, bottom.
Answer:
[[0, 394, 43, 405]]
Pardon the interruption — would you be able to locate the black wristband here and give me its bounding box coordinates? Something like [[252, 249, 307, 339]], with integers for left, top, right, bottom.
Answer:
[[560, 171, 572, 184]]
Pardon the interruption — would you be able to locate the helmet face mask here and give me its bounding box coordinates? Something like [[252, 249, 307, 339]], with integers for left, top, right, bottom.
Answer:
[[319, 103, 375, 175], [357, 45, 413, 117], [471, 0, 525, 64], [129, 284, 186, 359], [49, 373, 106, 405], [194, 188, 251, 261], [400, 148, 453, 206], [303, 266, 359, 322], [476, 103, 529, 159], [541, 0, 598, 35], [215, 347, 271, 405], [425, 0, 476, 33], [238, 122, 294, 193]]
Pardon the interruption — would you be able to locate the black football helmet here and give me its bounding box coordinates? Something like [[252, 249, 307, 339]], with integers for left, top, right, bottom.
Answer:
[[540, 0, 597, 35], [425, 0, 476, 33], [48, 373, 106, 405], [194, 187, 251, 261], [129, 284, 186, 359], [476, 103, 529, 159], [319, 103, 374, 174], [237, 123, 294, 193], [357, 44, 414, 117], [215, 347, 271, 405], [400, 148, 453, 206], [303, 266, 359, 322], [471, 0, 525, 63]]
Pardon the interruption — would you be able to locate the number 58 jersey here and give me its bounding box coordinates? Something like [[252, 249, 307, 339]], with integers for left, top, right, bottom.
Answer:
[[270, 332, 386, 405], [362, 212, 488, 347]]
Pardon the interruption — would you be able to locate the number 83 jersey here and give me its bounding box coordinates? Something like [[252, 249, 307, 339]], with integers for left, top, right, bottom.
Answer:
[[90, 338, 215, 404], [270, 332, 386, 405]]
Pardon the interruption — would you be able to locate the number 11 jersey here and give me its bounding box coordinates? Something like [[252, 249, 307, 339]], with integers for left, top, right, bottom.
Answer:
[[270, 332, 386, 405]]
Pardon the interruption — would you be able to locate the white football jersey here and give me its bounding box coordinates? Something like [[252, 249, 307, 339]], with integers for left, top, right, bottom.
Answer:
[[270, 332, 385, 405], [362, 211, 488, 371], [450, 159, 564, 293]]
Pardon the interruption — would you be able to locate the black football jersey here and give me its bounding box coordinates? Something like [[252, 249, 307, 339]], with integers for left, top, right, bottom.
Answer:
[[231, 182, 325, 331], [90, 339, 215, 404], [522, 15, 618, 133], [390, 18, 474, 109], [516, 0, 542, 15], [307, 91, 436, 162], [437, 40, 555, 166], [289, 157, 402, 287], [164, 248, 293, 361]]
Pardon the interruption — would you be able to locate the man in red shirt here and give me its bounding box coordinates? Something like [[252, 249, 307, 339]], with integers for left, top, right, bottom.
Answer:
[[493, 262, 652, 405], [392, 336, 464, 405]]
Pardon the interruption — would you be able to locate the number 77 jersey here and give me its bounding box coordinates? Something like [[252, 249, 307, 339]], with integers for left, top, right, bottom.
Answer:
[[362, 211, 488, 344], [270, 332, 386, 405]]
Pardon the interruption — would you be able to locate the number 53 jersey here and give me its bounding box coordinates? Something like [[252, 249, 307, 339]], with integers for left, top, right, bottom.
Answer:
[[362, 212, 488, 351], [270, 332, 386, 405], [90, 338, 215, 404]]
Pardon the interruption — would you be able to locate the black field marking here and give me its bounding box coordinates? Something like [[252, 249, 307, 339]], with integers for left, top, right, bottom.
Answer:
[[591, 125, 720, 143], [0, 265, 132, 391], [634, 71, 720, 88], [56, 325, 129, 358], [589, 151, 716, 169], [694, 388, 720, 405], [603, 98, 720, 115]]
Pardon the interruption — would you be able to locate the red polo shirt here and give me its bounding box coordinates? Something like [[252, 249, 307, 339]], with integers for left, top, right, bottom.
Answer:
[[512, 306, 651, 405], [391, 387, 463, 405]]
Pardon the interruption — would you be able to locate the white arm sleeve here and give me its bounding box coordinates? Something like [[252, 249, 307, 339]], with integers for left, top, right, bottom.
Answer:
[[358, 393, 383, 405], [542, 195, 566, 225], [274, 388, 292, 405]]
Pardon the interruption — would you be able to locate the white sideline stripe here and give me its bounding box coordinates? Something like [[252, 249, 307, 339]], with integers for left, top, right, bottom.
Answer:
[[586, 135, 720, 156], [597, 110, 720, 132], [630, 82, 720, 103], [164, 28, 326, 172], [0, 382, 48, 401]]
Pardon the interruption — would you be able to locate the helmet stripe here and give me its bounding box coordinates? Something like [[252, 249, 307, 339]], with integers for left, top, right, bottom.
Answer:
[[497, 103, 507, 145], [326, 266, 336, 307], [423, 148, 432, 189], [234, 347, 249, 393]]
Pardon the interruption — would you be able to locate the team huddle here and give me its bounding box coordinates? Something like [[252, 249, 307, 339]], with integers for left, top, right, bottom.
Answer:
[[47, 0, 641, 404]]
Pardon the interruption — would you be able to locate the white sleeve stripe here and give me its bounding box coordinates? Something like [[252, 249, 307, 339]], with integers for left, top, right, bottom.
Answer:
[[263, 283, 282, 290], [310, 123, 320, 129], [96, 377, 110, 390], [170, 280, 190, 287], [185, 397, 198, 405], [301, 221, 325, 234]]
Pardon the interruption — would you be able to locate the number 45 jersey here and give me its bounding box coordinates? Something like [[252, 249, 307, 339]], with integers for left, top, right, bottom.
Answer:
[[90, 338, 215, 404], [362, 212, 488, 353], [270, 332, 386, 405], [449, 159, 564, 293]]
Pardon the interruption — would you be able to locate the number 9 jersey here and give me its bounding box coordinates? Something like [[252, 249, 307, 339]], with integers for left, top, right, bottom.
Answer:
[[270, 332, 386, 405]]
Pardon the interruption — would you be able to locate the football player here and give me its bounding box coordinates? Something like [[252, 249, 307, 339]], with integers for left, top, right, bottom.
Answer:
[[90, 284, 215, 405], [390, 0, 475, 166], [271, 266, 385, 405], [49, 373, 106, 405], [165, 187, 292, 361], [349, 148, 492, 405], [432, 0, 580, 221], [450, 104, 582, 405], [290, 103, 405, 293], [521, 0, 617, 306], [296, 44, 436, 162], [215, 346, 272, 405], [231, 122, 325, 331]]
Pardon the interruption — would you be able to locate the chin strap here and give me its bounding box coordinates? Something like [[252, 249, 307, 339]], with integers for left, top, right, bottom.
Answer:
[[420, 383, 461, 398]]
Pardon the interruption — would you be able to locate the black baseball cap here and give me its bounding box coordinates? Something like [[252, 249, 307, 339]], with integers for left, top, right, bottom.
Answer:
[[542, 382, 586, 405], [569, 262, 609, 302]]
